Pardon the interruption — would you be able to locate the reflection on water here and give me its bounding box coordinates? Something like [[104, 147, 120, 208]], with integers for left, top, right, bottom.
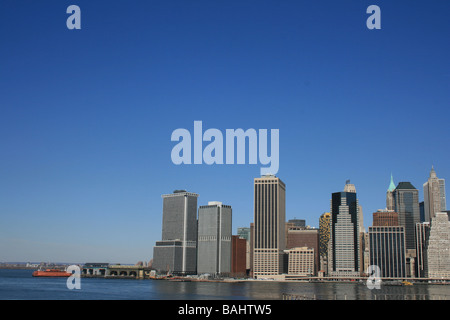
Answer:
[[150, 280, 450, 300]]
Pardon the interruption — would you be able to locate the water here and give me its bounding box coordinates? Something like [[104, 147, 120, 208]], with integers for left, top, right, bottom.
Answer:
[[1, 269, 450, 300]]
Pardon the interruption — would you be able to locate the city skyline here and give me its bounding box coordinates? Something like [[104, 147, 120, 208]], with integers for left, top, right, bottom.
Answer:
[[1, 1, 450, 264], [2, 168, 447, 265]]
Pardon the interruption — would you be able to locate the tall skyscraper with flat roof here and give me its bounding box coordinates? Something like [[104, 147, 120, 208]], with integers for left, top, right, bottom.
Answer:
[[423, 166, 446, 222], [197, 201, 232, 276], [328, 182, 360, 277], [253, 174, 286, 278], [152, 190, 199, 275]]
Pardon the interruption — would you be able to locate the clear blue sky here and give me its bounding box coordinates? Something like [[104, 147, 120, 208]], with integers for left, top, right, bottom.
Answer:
[[1, 1, 449, 264]]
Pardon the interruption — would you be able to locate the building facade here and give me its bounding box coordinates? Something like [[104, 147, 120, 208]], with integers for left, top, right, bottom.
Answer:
[[319, 212, 331, 273], [253, 174, 286, 278], [286, 227, 319, 275], [287, 219, 306, 228], [237, 227, 251, 271], [386, 174, 396, 211], [426, 212, 450, 278], [393, 182, 420, 251], [328, 183, 360, 277], [415, 222, 430, 278], [152, 190, 199, 275], [368, 226, 406, 278], [373, 209, 399, 227], [285, 247, 315, 276], [197, 201, 232, 276], [423, 166, 446, 222], [231, 235, 247, 277]]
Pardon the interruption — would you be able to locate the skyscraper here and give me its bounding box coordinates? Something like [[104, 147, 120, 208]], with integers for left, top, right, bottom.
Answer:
[[152, 190, 199, 275], [386, 174, 396, 211], [423, 166, 447, 222], [415, 222, 430, 278], [393, 182, 420, 250], [319, 212, 331, 274], [197, 201, 232, 276], [253, 174, 286, 278], [393, 182, 420, 277], [426, 212, 450, 278], [328, 182, 360, 277]]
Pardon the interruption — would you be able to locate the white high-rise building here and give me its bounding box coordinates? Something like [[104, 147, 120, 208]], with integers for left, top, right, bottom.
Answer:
[[426, 212, 450, 278], [423, 166, 446, 222]]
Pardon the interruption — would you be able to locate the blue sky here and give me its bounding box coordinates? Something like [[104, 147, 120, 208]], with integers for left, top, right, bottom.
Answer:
[[1, 1, 449, 264]]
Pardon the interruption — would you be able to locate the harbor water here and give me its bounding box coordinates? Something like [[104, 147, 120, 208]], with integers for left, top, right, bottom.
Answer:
[[1, 269, 450, 300]]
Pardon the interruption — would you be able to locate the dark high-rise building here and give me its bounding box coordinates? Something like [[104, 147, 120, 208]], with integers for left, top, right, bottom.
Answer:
[[368, 226, 407, 278], [152, 190, 199, 275], [419, 202, 425, 222], [329, 183, 360, 277], [393, 182, 420, 251], [415, 222, 430, 278]]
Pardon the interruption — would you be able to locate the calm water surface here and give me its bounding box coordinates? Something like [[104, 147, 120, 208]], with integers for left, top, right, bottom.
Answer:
[[1, 269, 450, 300]]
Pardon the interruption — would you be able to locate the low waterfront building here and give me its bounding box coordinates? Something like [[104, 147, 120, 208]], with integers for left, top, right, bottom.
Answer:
[[82, 263, 109, 276], [286, 227, 319, 275], [285, 247, 314, 276]]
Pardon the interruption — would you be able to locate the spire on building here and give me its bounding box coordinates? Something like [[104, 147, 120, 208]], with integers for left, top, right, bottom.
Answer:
[[430, 166, 437, 178], [344, 180, 356, 193], [388, 174, 396, 192]]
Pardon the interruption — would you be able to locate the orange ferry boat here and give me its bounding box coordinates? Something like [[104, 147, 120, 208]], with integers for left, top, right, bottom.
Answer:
[[32, 269, 72, 277]]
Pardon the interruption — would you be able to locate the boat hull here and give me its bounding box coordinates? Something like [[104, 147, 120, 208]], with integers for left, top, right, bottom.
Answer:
[[32, 270, 72, 277]]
